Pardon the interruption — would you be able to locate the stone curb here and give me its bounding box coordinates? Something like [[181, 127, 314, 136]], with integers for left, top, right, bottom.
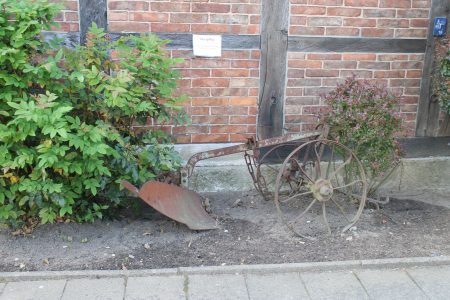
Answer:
[[1, 256, 449, 283]]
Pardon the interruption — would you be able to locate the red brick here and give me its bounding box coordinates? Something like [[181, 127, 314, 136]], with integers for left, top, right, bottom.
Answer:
[[290, 16, 307, 26], [211, 125, 248, 134], [307, 53, 342, 60], [211, 106, 248, 115], [374, 70, 406, 78], [327, 7, 361, 17], [307, 17, 342, 26], [152, 23, 190, 33], [230, 97, 257, 106], [288, 69, 306, 78], [323, 61, 357, 69], [288, 78, 322, 86], [151, 2, 190, 12], [173, 125, 208, 135], [397, 9, 429, 18], [211, 88, 248, 97], [291, 6, 326, 15], [290, 26, 325, 35], [380, 0, 412, 8], [188, 107, 210, 115], [343, 53, 376, 61], [326, 27, 359, 36], [230, 77, 259, 88], [231, 60, 259, 68], [410, 19, 429, 27], [358, 61, 390, 70], [231, 4, 261, 14], [191, 24, 231, 33], [361, 28, 394, 37], [343, 18, 376, 27], [250, 16, 261, 24], [179, 69, 211, 78], [390, 79, 421, 87], [377, 54, 409, 61], [176, 135, 191, 143], [249, 88, 259, 97], [288, 60, 322, 68], [192, 78, 230, 88], [363, 9, 396, 18], [222, 51, 250, 59], [192, 3, 231, 13], [212, 69, 249, 77], [177, 88, 210, 97], [309, 0, 343, 5], [191, 116, 229, 125], [108, 12, 128, 21], [170, 13, 208, 24], [109, 22, 149, 32], [191, 97, 229, 106], [406, 70, 422, 78], [344, 0, 378, 7], [64, 12, 78, 21], [285, 115, 318, 123], [230, 116, 257, 124], [305, 69, 339, 77], [192, 59, 230, 68], [378, 19, 410, 28], [412, 0, 430, 8], [130, 12, 168, 22], [395, 29, 427, 38], [63, 0, 78, 11], [109, 1, 148, 11]]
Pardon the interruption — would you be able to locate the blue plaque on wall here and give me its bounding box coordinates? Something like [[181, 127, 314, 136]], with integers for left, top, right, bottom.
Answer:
[[433, 17, 447, 37]]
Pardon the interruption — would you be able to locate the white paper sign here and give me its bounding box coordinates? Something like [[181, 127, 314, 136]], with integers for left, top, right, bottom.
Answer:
[[193, 35, 222, 57]]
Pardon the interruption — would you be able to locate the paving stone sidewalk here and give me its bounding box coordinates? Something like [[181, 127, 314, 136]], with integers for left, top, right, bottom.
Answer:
[[1, 257, 450, 300]]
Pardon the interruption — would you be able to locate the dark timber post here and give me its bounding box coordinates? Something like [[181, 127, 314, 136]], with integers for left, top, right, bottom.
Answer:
[[416, 0, 450, 136], [258, 0, 289, 140], [79, 0, 108, 45]]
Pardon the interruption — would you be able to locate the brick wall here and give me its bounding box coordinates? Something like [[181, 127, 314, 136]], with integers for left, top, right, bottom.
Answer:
[[50, 0, 79, 32], [49, 0, 432, 141], [287, 0, 431, 137], [161, 49, 260, 143], [286, 52, 424, 136], [106, 0, 262, 143], [290, 0, 430, 38], [108, 0, 261, 34]]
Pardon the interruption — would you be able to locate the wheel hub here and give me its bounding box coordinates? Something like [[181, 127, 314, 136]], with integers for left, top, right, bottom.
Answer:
[[311, 179, 333, 202]]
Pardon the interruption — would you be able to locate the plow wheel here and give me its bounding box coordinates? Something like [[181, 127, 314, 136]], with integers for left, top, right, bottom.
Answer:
[[254, 143, 302, 201], [274, 139, 367, 239]]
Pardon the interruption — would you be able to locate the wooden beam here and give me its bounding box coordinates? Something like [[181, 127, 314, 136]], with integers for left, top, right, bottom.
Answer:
[[79, 0, 107, 44], [288, 37, 426, 53], [257, 0, 289, 139], [416, 0, 450, 137]]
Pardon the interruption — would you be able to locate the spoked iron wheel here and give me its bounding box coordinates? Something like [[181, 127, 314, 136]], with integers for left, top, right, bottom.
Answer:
[[274, 139, 367, 239], [254, 143, 302, 201]]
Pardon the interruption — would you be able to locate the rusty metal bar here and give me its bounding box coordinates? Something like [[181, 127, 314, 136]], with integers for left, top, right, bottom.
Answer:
[[256, 131, 322, 148]]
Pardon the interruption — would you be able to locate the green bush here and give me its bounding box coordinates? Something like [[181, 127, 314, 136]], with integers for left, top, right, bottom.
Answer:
[[0, 0, 185, 226], [320, 77, 403, 194]]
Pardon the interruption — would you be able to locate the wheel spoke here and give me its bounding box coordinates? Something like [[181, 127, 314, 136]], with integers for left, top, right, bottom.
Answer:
[[280, 190, 314, 203], [314, 143, 322, 180], [330, 153, 353, 180], [330, 197, 351, 223], [333, 179, 363, 191], [289, 198, 317, 223], [325, 144, 335, 179], [322, 203, 331, 235]]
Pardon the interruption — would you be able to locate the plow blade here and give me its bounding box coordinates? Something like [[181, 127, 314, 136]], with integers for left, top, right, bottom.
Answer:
[[121, 180, 218, 230]]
